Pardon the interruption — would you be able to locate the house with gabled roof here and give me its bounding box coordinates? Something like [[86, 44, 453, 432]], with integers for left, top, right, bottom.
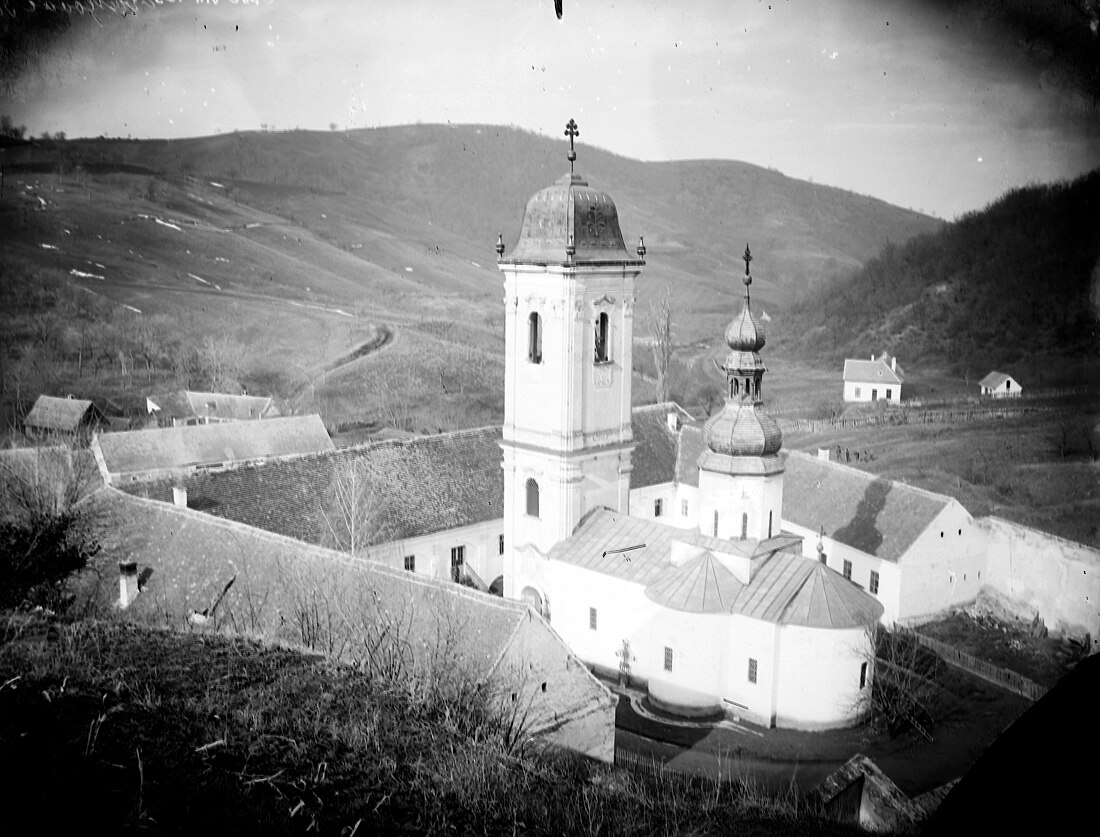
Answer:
[[843, 352, 904, 403], [23, 395, 106, 438], [978, 371, 1022, 398], [145, 390, 280, 427], [91, 414, 334, 485]]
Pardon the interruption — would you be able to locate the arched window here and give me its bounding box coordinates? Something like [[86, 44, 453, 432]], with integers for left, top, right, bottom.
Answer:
[[525, 478, 540, 518], [594, 312, 609, 362], [528, 312, 542, 364], [731, 378, 740, 397], [741, 512, 748, 540]]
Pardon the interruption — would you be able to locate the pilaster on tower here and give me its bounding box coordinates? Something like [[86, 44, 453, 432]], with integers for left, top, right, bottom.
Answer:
[[497, 119, 645, 605]]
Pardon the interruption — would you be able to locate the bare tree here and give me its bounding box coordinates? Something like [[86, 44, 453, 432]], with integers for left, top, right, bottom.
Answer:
[[648, 285, 674, 404], [316, 459, 395, 555], [197, 333, 249, 392]]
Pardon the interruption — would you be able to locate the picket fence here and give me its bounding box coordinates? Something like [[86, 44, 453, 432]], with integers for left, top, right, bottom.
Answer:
[[893, 625, 1048, 702]]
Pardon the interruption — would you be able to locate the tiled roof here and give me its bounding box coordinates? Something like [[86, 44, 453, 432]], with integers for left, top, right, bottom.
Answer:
[[843, 357, 904, 385], [674, 422, 708, 486], [93, 414, 334, 479], [630, 403, 693, 488], [147, 390, 279, 422], [83, 488, 616, 750], [782, 451, 953, 562], [551, 508, 879, 627], [24, 395, 102, 433], [978, 371, 1016, 390], [120, 425, 505, 547]]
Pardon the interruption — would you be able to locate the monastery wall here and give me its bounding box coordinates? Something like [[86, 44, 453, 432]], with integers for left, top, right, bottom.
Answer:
[[980, 517, 1100, 644], [773, 623, 873, 730]]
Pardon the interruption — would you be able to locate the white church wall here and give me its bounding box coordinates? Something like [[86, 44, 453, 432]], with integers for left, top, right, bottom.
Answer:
[[723, 616, 782, 727], [629, 483, 684, 527], [896, 503, 988, 624], [644, 608, 729, 716], [774, 624, 873, 730], [981, 517, 1100, 642]]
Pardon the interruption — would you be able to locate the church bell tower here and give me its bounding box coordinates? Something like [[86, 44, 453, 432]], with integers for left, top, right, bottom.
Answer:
[[497, 119, 646, 607]]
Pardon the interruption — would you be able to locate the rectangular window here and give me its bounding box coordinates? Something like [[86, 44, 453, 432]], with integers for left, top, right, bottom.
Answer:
[[664, 647, 673, 672], [871, 388, 878, 401], [681, 499, 689, 517], [843, 560, 852, 580], [886, 388, 893, 400], [860, 661, 868, 689], [403, 555, 415, 572], [854, 387, 861, 398], [869, 570, 879, 594], [654, 498, 663, 517], [498, 534, 504, 555], [450, 546, 465, 583], [589, 607, 597, 631], [748, 658, 758, 684]]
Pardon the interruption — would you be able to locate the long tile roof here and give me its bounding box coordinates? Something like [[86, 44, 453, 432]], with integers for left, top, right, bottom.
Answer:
[[782, 451, 954, 562], [630, 403, 693, 488], [549, 508, 881, 628], [93, 414, 334, 480]]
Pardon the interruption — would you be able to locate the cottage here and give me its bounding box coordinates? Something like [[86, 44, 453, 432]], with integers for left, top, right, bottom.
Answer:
[[842, 353, 904, 403], [978, 371, 1022, 398], [146, 390, 280, 426], [23, 395, 106, 438]]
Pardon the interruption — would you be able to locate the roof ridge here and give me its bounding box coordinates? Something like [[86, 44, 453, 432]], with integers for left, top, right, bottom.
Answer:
[[786, 450, 956, 506]]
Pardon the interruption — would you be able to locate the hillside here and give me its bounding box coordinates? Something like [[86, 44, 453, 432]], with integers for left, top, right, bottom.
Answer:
[[0, 612, 865, 836], [0, 124, 937, 435], [772, 171, 1100, 378]]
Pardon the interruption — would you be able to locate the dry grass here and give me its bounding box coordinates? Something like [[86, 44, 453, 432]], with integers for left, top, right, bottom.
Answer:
[[0, 613, 867, 836]]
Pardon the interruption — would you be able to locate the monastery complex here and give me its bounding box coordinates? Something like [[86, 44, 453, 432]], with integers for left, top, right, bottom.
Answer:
[[85, 123, 1099, 756]]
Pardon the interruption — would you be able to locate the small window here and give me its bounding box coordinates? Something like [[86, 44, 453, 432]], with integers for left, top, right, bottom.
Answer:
[[713, 510, 719, 537], [869, 570, 879, 594], [854, 387, 861, 398], [525, 478, 540, 518], [403, 555, 415, 572], [886, 388, 892, 400], [594, 312, 609, 363], [498, 534, 505, 555], [860, 662, 868, 689], [741, 512, 748, 541], [843, 560, 852, 580], [527, 312, 542, 363], [681, 499, 689, 517], [663, 647, 673, 672], [871, 388, 878, 401], [589, 607, 597, 630], [450, 546, 465, 583], [748, 658, 758, 684], [654, 498, 663, 517], [768, 510, 773, 539]]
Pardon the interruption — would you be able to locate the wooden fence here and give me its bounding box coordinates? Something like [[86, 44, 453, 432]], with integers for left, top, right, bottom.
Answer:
[[893, 625, 1048, 702], [778, 404, 1054, 434], [614, 747, 667, 777]]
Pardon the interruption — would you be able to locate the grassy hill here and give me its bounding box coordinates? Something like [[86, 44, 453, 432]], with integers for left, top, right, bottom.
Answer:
[[772, 170, 1100, 381], [0, 124, 937, 435]]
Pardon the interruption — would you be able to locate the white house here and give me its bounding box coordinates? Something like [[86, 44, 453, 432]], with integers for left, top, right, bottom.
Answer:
[[978, 371, 1022, 398], [843, 353, 904, 403]]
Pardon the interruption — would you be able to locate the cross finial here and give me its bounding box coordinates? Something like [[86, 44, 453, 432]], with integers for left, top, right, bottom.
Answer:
[[565, 118, 579, 172], [742, 244, 753, 298]]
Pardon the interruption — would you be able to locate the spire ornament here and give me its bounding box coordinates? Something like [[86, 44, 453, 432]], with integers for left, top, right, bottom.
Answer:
[[742, 244, 753, 300], [564, 118, 579, 172]]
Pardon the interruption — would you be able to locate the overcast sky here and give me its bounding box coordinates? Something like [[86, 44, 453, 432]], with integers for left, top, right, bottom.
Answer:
[[3, 0, 1097, 219]]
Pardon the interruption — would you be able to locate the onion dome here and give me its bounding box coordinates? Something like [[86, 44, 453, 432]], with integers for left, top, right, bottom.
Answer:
[[499, 119, 644, 267], [700, 245, 783, 474]]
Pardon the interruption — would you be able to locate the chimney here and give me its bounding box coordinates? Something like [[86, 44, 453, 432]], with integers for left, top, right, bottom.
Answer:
[[891, 356, 897, 372], [172, 485, 188, 508], [118, 561, 139, 608], [667, 411, 679, 432]]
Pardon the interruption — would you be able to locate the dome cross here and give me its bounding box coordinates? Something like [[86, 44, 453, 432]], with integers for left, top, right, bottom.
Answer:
[[565, 118, 579, 172]]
